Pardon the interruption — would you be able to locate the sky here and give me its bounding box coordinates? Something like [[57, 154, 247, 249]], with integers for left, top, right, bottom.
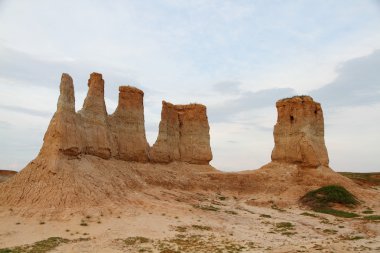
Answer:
[[0, 0, 379, 172]]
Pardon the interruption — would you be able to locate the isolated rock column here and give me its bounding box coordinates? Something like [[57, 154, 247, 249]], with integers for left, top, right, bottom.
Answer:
[[109, 86, 149, 162], [271, 96, 329, 167]]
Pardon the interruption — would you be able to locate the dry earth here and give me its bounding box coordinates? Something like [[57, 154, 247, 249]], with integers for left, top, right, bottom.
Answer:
[[0, 186, 379, 253]]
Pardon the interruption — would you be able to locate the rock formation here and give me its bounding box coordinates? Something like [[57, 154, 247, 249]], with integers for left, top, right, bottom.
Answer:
[[271, 96, 329, 167], [41, 72, 212, 164], [150, 102, 213, 165], [109, 86, 149, 162]]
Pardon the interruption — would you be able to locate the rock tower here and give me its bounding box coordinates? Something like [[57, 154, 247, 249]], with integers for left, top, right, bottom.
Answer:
[[41, 73, 213, 165], [271, 96, 329, 167]]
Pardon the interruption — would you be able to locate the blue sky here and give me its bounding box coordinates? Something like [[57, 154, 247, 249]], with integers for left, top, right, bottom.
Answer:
[[0, 0, 379, 172]]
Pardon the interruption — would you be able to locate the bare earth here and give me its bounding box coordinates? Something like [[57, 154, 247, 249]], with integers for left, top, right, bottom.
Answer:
[[1, 185, 379, 253]]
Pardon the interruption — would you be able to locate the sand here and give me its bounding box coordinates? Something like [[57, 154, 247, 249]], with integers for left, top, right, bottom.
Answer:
[[1, 187, 379, 253]]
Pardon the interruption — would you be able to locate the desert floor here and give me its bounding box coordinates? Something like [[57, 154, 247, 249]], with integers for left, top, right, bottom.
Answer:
[[0, 187, 379, 253]]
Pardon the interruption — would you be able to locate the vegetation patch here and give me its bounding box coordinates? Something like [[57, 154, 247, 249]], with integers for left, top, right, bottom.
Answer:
[[363, 215, 380, 221], [300, 185, 359, 208], [300, 212, 318, 217], [314, 208, 359, 218], [259, 214, 271, 218], [191, 225, 211, 231], [123, 236, 151, 246], [339, 172, 380, 186], [193, 204, 220, 212], [0, 237, 70, 253]]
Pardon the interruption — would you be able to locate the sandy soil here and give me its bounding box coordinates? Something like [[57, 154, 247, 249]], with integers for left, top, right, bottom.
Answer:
[[1, 188, 379, 253]]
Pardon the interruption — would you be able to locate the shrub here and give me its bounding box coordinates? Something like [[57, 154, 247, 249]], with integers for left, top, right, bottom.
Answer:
[[300, 185, 359, 209]]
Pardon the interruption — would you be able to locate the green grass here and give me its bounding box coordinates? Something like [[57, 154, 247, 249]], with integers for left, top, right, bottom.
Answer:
[[362, 210, 374, 214], [275, 222, 294, 229], [193, 204, 220, 212], [314, 208, 359, 218], [0, 237, 69, 253], [300, 212, 318, 217], [191, 225, 211, 231], [123, 237, 150, 245], [363, 215, 380, 220], [339, 172, 380, 186], [300, 185, 359, 209]]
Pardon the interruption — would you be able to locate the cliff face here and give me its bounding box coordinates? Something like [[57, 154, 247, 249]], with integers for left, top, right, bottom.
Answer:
[[41, 73, 212, 165], [271, 96, 329, 167], [150, 102, 213, 165]]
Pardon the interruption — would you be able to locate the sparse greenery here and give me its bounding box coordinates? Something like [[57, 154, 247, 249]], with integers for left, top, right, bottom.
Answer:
[[300, 185, 359, 209], [123, 236, 150, 245], [193, 204, 220, 212], [339, 172, 380, 186], [191, 225, 211, 231], [314, 208, 359, 218], [300, 212, 318, 217], [363, 215, 380, 220], [0, 237, 69, 253], [362, 210, 374, 214], [259, 214, 271, 218], [80, 220, 88, 226], [323, 229, 337, 235]]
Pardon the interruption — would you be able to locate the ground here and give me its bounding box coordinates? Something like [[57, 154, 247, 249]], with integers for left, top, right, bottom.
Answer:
[[0, 187, 379, 253]]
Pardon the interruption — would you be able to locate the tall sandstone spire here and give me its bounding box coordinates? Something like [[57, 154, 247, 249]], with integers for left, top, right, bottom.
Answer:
[[41, 72, 213, 165], [109, 86, 149, 162], [41, 73, 81, 157], [271, 96, 329, 167]]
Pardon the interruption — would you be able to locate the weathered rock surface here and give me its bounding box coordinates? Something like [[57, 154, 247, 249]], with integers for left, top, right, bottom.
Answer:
[[109, 86, 149, 162], [41, 72, 212, 164], [150, 101, 181, 163], [150, 102, 212, 165], [271, 96, 329, 167]]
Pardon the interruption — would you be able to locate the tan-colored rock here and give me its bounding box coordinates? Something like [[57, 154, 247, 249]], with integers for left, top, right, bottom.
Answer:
[[150, 101, 181, 163], [78, 73, 113, 159], [175, 104, 212, 165], [41, 73, 82, 157], [150, 102, 212, 165], [109, 86, 149, 162], [271, 96, 329, 167]]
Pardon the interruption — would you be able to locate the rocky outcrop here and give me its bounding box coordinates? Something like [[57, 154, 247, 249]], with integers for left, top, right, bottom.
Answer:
[[150, 102, 213, 165], [109, 86, 149, 162], [41, 72, 212, 165], [150, 101, 181, 163], [271, 96, 329, 167]]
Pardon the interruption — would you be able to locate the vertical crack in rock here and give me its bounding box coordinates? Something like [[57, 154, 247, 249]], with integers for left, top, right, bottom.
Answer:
[[150, 102, 212, 165], [109, 86, 149, 162], [271, 96, 329, 167], [40, 72, 213, 165], [150, 101, 181, 163]]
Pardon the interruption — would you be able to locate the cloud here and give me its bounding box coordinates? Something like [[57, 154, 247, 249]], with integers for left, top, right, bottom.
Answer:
[[213, 81, 241, 95], [208, 87, 295, 122], [311, 50, 380, 107], [0, 104, 52, 118]]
